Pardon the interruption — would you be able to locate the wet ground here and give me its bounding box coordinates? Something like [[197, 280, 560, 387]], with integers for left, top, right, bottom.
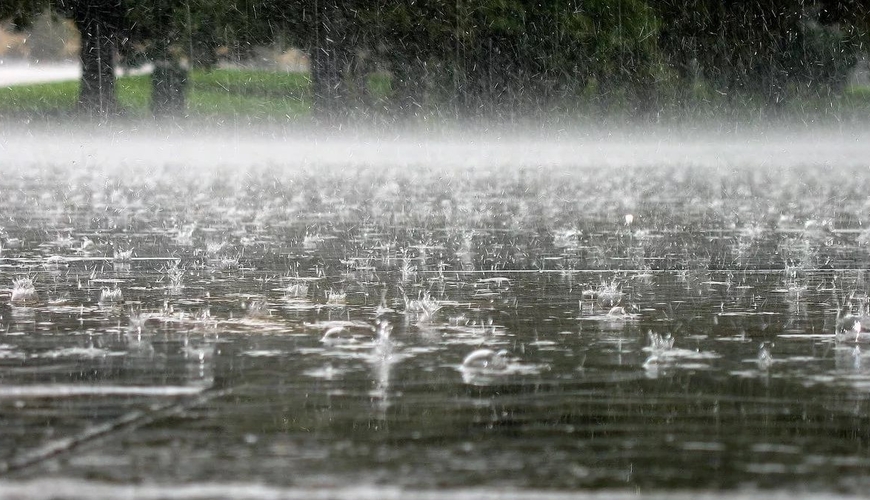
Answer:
[[1, 128, 870, 498]]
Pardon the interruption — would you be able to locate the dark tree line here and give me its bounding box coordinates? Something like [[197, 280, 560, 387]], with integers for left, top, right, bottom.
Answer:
[[2, 0, 868, 119]]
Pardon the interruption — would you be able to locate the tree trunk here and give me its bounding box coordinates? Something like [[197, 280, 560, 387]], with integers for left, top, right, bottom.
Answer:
[[150, 36, 188, 117], [311, 0, 346, 121], [151, 61, 188, 117], [73, 1, 122, 116]]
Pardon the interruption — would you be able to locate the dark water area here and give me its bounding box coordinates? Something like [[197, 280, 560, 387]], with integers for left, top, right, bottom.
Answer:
[[1, 129, 870, 497]]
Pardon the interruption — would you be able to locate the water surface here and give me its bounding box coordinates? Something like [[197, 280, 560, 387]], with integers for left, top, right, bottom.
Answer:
[[1, 128, 870, 496]]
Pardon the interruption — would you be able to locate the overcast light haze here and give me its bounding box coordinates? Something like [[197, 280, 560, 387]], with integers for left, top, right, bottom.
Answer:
[[1, 1, 870, 499]]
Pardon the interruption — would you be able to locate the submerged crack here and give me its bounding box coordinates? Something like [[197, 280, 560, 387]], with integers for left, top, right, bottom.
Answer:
[[0, 388, 231, 476]]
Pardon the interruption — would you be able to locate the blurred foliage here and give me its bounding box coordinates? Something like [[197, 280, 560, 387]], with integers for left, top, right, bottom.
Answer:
[[0, 0, 47, 30], [1, 0, 868, 119]]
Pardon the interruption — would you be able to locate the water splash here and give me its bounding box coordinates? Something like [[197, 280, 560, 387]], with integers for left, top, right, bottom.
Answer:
[[757, 342, 774, 370], [10, 277, 38, 305], [98, 287, 123, 304]]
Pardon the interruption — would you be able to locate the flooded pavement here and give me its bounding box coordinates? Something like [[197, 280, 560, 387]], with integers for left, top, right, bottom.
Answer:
[[1, 129, 870, 497]]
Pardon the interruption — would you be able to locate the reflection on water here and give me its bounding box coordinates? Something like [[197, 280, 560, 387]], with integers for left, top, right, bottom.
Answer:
[[2, 135, 870, 492]]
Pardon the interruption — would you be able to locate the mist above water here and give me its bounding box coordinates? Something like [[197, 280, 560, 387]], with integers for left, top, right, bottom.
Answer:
[[3, 124, 868, 174]]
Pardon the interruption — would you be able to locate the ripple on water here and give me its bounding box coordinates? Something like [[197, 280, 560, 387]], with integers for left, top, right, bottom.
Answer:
[[5, 143, 870, 492], [303, 365, 349, 380], [457, 348, 548, 385], [241, 350, 286, 358], [36, 346, 115, 359], [0, 345, 25, 360]]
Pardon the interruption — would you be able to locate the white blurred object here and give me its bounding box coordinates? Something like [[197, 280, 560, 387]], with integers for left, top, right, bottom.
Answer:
[[0, 61, 153, 87]]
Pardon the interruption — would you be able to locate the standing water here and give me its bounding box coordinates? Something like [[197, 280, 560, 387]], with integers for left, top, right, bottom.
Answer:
[[1, 126, 870, 498]]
